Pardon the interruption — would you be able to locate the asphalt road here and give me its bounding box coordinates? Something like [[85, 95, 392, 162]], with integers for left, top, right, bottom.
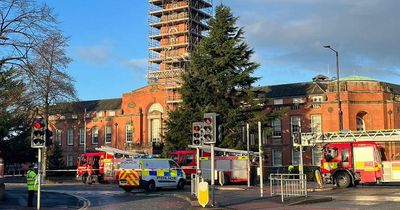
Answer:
[[3, 182, 192, 209], [3, 181, 400, 209]]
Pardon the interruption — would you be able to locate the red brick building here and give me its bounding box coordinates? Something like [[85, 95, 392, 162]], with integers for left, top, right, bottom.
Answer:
[[261, 75, 400, 170], [49, 75, 400, 167]]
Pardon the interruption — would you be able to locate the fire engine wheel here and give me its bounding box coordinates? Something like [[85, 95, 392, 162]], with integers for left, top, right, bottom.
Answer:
[[146, 180, 156, 192], [335, 172, 351, 188], [82, 174, 88, 184], [177, 179, 185, 190]]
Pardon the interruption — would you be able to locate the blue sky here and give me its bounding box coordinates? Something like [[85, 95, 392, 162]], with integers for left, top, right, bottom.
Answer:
[[46, 0, 400, 100]]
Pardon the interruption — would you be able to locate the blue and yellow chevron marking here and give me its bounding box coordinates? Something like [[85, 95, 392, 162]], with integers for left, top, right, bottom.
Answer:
[[142, 169, 182, 177]]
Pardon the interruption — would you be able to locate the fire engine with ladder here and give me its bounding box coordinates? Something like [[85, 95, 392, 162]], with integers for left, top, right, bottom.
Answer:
[[301, 129, 400, 188]]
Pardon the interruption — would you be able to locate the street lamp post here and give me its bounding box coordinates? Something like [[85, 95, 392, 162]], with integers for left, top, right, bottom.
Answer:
[[324, 45, 343, 131]]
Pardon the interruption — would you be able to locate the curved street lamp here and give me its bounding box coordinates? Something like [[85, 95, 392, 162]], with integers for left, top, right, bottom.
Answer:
[[324, 45, 343, 131]]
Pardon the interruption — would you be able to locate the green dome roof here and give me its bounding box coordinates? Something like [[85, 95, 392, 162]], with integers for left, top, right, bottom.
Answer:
[[340, 75, 375, 81]]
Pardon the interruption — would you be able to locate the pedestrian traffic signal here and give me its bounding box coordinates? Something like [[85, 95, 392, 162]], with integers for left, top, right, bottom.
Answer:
[[203, 113, 218, 144], [45, 129, 53, 146], [31, 118, 45, 148], [192, 122, 203, 146], [292, 131, 301, 146]]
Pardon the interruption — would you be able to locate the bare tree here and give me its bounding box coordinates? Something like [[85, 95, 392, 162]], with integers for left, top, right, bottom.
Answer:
[[0, 0, 56, 69], [25, 31, 77, 177]]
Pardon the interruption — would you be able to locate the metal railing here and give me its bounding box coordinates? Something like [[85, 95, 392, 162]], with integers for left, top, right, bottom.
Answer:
[[270, 173, 307, 203]]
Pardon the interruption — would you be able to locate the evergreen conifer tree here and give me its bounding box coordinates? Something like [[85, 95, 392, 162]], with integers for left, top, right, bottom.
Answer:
[[163, 5, 268, 154]]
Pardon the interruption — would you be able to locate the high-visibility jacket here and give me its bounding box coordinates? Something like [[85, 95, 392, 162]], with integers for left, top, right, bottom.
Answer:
[[26, 169, 38, 191]]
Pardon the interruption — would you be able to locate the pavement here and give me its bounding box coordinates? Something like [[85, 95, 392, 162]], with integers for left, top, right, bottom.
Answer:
[[177, 182, 334, 210], [0, 176, 334, 209]]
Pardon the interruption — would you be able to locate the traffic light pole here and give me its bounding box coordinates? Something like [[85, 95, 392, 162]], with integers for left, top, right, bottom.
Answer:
[[210, 143, 215, 206], [258, 122, 264, 197], [37, 148, 42, 210]]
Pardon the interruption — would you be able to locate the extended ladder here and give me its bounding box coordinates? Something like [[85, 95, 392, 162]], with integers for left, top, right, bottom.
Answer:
[[95, 146, 139, 157], [301, 129, 400, 146]]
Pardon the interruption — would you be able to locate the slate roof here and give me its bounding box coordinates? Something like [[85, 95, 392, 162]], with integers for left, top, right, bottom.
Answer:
[[78, 98, 122, 112], [254, 82, 328, 98]]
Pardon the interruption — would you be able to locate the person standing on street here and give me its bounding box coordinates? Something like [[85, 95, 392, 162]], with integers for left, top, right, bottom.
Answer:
[[26, 165, 38, 207]]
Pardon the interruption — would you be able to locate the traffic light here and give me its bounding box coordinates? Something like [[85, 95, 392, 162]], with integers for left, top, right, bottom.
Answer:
[[203, 113, 218, 144], [31, 118, 45, 148], [292, 131, 301, 146], [45, 129, 53, 146], [192, 122, 203, 146]]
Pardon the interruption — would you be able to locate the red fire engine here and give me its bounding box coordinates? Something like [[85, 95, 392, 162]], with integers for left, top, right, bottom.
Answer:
[[302, 129, 400, 188], [171, 145, 259, 184], [77, 146, 138, 184]]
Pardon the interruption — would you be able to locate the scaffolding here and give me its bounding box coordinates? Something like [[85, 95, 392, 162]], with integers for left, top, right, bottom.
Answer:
[[148, 0, 212, 111]]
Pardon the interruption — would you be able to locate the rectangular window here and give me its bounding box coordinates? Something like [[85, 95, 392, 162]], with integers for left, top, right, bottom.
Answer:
[[342, 148, 349, 162], [293, 97, 305, 103], [79, 128, 85, 145], [311, 115, 322, 133], [273, 99, 283, 105], [290, 116, 301, 136], [108, 110, 115, 116], [151, 119, 161, 143], [97, 111, 103, 117], [291, 103, 300, 110], [105, 126, 112, 144], [292, 149, 300, 166], [312, 148, 322, 166], [272, 119, 282, 137], [92, 127, 99, 144], [312, 96, 323, 109], [56, 129, 62, 145], [126, 124, 133, 143], [272, 149, 282, 166], [67, 128, 73, 146], [67, 154, 73, 167]]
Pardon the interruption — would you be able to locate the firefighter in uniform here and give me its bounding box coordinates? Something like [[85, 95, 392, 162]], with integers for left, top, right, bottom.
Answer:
[[26, 165, 38, 207]]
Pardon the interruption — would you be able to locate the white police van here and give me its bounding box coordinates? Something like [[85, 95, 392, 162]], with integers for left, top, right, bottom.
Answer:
[[118, 158, 185, 192]]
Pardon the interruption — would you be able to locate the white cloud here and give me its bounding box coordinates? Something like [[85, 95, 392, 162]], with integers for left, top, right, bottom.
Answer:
[[75, 46, 112, 64], [125, 58, 147, 70], [226, 0, 400, 83]]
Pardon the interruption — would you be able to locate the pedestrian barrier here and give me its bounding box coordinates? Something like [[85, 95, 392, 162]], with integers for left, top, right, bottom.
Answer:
[[269, 173, 307, 203]]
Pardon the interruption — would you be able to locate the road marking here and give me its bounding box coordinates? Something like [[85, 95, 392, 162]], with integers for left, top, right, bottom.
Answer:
[[332, 195, 400, 202], [44, 190, 91, 210]]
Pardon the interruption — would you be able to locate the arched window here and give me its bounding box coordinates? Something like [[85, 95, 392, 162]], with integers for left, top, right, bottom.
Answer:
[[148, 103, 164, 144], [356, 111, 367, 131]]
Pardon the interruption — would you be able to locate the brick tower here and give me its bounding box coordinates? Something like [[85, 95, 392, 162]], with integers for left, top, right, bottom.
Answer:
[[148, 0, 212, 111]]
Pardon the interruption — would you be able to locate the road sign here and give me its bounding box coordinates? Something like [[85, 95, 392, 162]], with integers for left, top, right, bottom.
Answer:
[[198, 180, 209, 207]]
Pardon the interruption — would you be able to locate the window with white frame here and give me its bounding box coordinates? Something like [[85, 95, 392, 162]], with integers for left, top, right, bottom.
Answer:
[[311, 115, 322, 133], [92, 127, 99, 144], [151, 119, 161, 143], [126, 124, 133, 143], [97, 111, 103, 117], [67, 128, 74, 146], [56, 129, 62, 145], [67, 154, 73, 167], [108, 110, 115, 117], [290, 116, 301, 133], [105, 126, 112, 144], [272, 119, 282, 137], [312, 96, 323, 109], [312, 148, 323, 166], [272, 149, 282, 166], [292, 149, 300, 165], [273, 99, 283, 105], [79, 128, 85, 145]]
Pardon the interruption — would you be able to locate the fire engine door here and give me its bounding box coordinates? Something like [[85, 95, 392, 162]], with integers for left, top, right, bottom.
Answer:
[[354, 146, 379, 182]]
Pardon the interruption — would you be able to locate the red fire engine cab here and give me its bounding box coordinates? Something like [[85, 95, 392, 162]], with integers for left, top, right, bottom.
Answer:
[[77, 152, 112, 184], [76, 146, 139, 184], [302, 129, 400, 188]]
